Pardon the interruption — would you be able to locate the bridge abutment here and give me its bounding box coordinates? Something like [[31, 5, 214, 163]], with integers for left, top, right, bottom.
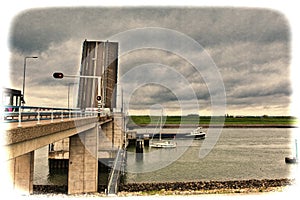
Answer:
[[68, 125, 98, 194]]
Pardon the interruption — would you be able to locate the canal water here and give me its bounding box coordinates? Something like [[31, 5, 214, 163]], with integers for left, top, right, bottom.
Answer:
[[33, 128, 298, 185]]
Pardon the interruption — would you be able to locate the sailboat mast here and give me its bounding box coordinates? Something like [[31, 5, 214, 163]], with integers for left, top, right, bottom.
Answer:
[[296, 139, 298, 160], [159, 109, 163, 141]]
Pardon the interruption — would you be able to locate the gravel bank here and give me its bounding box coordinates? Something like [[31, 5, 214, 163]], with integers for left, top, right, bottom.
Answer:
[[119, 179, 294, 195], [33, 178, 294, 196]]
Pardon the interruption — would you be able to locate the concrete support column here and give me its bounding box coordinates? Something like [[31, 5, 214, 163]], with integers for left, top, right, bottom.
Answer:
[[68, 126, 98, 194], [8, 151, 34, 194], [113, 113, 124, 148], [102, 121, 113, 147]]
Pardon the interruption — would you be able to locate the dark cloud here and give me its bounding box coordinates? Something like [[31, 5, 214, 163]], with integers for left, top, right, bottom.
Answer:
[[10, 9, 69, 53], [8, 7, 291, 115], [10, 8, 289, 53]]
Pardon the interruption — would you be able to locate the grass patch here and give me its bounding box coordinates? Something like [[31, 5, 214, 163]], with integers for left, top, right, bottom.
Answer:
[[128, 115, 297, 126]]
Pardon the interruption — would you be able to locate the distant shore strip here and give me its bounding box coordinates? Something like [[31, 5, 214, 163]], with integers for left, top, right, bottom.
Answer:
[[128, 124, 297, 128]]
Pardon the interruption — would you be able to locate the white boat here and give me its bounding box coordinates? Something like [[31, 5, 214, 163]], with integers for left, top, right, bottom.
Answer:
[[185, 126, 206, 140], [149, 139, 176, 148], [149, 109, 176, 148], [285, 139, 298, 164]]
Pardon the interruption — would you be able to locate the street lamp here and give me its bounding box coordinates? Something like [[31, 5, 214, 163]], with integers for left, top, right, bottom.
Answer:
[[53, 72, 103, 108], [22, 56, 38, 104], [67, 83, 78, 109]]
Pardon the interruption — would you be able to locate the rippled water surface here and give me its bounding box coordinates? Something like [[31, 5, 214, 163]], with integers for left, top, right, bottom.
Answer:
[[33, 128, 298, 185], [125, 128, 298, 183]]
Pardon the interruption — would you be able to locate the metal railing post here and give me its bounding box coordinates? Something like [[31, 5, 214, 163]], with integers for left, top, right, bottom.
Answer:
[[0, 111, 3, 121], [51, 109, 54, 123], [17, 107, 22, 128], [61, 111, 64, 121], [37, 109, 41, 125]]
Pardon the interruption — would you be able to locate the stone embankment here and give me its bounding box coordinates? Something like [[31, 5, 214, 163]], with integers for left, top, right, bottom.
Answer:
[[33, 185, 67, 194], [119, 179, 294, 194], [33, 179, 294, 195]]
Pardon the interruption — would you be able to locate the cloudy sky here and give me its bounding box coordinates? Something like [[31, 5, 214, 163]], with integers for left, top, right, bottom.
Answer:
[[6, 7, 291, 116]]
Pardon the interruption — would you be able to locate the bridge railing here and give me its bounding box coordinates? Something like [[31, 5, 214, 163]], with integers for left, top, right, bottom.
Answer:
[[107, 148, 126, 195], [1, 106, 104, 127]]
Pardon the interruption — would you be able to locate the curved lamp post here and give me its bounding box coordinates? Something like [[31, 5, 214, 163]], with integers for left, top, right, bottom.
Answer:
[[22, 56, 38, 104]]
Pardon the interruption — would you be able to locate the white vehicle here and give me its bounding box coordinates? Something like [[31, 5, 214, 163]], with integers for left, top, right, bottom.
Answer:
[[100, 108, 111, 117]]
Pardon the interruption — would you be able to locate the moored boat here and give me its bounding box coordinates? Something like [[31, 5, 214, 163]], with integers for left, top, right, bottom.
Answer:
[[285, 157, 297, 164], [149, 109, 177, 148], [285, 139, 298, 164], [185, 126, 206, 140], [149, 139, 176, 148]]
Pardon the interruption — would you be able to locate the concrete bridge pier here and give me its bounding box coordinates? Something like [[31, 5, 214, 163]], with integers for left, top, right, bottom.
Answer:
[[113, 113, 125, 148], [68, 125, 98, 194], [100, 115, 124, 149], [102, 120, 114, 148], [8, 151, 34, 195]]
